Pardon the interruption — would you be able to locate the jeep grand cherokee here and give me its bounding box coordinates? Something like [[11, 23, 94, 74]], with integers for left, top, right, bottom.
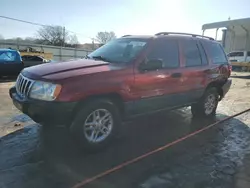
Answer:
[[10, 32, 232, 150]]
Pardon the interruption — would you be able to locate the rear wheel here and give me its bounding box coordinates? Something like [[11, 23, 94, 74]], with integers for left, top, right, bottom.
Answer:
[[70, 99, 121, 150], [191, 87, 219, 118]]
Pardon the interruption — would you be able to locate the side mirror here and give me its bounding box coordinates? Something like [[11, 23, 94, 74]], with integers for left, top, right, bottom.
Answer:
[[139, 59, 163, 71]]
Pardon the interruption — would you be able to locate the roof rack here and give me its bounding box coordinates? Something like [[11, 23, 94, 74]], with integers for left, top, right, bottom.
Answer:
[[122, 35, 131, 37], [155, 32, 214, 40]]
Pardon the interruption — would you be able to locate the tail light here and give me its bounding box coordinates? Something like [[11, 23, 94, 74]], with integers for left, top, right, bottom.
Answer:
[[228, 61, 232, 77]]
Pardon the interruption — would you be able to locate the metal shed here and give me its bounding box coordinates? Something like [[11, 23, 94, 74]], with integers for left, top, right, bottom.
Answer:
[[202, 17, 250, 53]]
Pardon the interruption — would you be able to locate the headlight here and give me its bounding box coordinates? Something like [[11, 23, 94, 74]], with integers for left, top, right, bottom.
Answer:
[[29, 81, 62, 101]]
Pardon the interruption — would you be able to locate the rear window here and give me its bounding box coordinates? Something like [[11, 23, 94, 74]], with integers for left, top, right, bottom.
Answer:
[[0, 51, 17, 62], [228, 52, 244, 57], [202, 41, 228, 64]]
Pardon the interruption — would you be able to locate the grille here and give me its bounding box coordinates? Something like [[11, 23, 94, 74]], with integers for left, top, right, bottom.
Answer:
[[16, 74, 34, 97]]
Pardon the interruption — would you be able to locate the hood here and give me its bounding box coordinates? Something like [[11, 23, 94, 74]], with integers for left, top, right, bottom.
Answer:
[[22, 59, 109, 78]]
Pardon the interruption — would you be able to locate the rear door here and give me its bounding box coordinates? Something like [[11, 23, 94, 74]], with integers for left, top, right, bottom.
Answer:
[[132, 38, 182, 114], [0, 51, 23, 76], [179, 38, 209, 103]]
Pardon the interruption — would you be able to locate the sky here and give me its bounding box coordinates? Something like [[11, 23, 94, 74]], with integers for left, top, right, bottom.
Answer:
[[1, 0, 250, 43]]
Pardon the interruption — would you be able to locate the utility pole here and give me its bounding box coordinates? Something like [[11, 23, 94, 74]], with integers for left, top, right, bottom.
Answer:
[[91, 38, 95, 50], [62, 26, 65, 47]]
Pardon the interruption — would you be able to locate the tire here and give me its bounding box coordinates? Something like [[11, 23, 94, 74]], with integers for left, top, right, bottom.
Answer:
[[69, 99, 121, 151], [191, 87, 219, 118]]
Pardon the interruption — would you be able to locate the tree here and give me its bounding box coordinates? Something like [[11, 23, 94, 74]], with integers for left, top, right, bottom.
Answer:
[[24, 37, 36, 43], [15, 37, 23, 42], [95, 31, 116, 44], [0, 34, 4, 40], [36, 25, 68, 46], [68, 34, 79, 47]]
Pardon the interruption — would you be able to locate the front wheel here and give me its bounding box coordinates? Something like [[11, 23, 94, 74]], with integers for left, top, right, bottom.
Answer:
[[70, 99, 121, 150], [191, 87, 219, 118]]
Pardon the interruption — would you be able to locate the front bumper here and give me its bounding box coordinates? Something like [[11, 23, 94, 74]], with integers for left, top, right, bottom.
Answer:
[[222, 79, 232, 98], [9, 87, 76, 125]]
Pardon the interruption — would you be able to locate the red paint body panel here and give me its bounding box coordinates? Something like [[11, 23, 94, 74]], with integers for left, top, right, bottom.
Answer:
[[58, 66, 135, 102], [25, 59, 109, 77], [21, 36, 230, 106]]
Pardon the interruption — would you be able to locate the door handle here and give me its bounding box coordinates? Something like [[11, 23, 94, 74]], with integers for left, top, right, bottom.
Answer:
[[171, 73, 182, 78]]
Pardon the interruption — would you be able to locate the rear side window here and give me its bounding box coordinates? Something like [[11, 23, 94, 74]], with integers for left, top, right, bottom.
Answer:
[[228, 52, 244, 57], [202, 41, 228, 64], [147, 39, 179, 68], [0, 51, 17, 62], [182, 39, 202, 67]]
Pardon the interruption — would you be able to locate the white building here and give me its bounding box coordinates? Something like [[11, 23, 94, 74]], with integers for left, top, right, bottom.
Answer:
[[202, 18, 250, 53]]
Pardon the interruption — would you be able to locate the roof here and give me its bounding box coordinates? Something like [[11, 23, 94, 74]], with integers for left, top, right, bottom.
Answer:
[[202, 17, 250, 35], [0, 48, 18, 52], [122, 33, 215, 42], [121, 35, 154, 39]]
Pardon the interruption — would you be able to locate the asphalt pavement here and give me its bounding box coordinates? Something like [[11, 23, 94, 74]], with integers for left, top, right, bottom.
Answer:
[[1, 108, 250, 188]]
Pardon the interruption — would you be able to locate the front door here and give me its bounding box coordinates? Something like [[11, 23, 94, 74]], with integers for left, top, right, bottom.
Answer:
[[132, 38, 183, 115]]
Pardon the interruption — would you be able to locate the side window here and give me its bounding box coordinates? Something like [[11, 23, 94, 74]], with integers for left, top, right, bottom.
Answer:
[[182, 39, 202, 67], [0, 51, 17, 62], [21, 56, 29, 61], [202, 41, 228, 64], [247, 51, 250, 56], [32, 56, 43, 61], [235, 52, 244, 57], [228, 52, 244, 57], [147, 39, 179, 68]]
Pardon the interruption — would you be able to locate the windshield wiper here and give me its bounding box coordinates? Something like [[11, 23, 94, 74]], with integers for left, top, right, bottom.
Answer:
[[91, 55, 110, 62]]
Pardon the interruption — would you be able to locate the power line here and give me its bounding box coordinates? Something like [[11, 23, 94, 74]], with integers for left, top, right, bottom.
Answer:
[[0, 15, 48, 27], [0, 15, 93, 40]]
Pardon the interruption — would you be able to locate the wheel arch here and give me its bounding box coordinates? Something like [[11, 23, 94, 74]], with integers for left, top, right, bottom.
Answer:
[[71, 92, 125, 122], [205, 81, 223, 100]]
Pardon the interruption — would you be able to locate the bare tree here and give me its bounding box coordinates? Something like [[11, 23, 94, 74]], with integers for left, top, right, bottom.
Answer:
[[36, 26, 68, 46], [95, 31, 116, 44], [68, 34, 79, 47], [16, 37, 23, 42]]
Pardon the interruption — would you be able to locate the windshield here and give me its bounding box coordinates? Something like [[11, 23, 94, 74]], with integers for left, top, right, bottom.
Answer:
[[88, 38, 148, 63]]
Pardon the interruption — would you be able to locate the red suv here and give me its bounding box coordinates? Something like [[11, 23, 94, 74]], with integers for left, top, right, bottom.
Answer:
[[10, 32, 232, 149]]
